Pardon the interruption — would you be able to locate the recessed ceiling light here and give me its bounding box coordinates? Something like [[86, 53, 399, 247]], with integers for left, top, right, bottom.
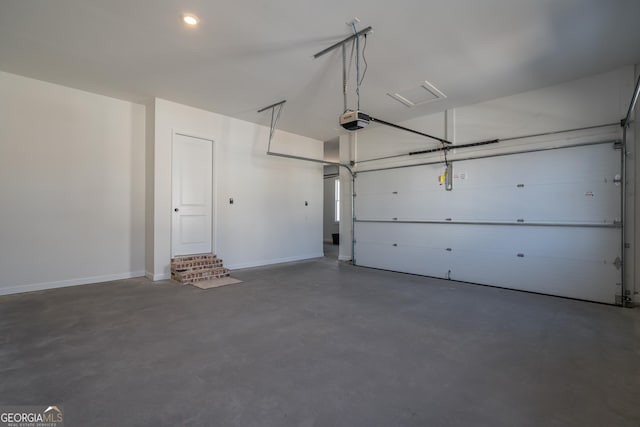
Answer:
[[182, 13, 199, 27]]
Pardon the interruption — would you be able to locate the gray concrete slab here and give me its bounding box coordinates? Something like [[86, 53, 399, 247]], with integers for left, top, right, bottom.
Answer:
[[1, 255, 639, 427]]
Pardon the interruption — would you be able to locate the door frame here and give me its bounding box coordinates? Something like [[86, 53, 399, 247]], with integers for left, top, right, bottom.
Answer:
[[171, 129, 217, 257]]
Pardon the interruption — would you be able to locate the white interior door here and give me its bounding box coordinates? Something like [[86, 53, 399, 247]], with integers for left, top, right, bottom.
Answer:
[[172, 133, 213, 256]]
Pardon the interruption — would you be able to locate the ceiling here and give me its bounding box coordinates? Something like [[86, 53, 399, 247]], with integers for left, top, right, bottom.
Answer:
[[1, 0, 639, 142]]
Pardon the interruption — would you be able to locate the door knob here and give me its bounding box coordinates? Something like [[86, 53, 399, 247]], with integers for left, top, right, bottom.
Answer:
[[174, 208, 179, 212]]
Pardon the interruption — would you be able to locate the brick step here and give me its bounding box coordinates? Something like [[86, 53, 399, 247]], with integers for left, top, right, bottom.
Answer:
[[171, 264, 224, 275], [174, 272, 231, 285], [171, 253, 219, 263], [171, 259, 224, 272], [171, 253, 232, 286], [171, 254, 220, 265], [172, 267, 230, 285], [172, 266, 229, 279]]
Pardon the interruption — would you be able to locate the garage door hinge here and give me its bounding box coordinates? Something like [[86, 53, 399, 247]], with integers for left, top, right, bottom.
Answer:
[[613, 257, 622, 270], [613, 141, 622, 150]]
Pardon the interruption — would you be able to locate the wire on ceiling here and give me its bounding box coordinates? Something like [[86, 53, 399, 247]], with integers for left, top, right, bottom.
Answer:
[[353, 22, 361, 111], [359, 33, 368, 87], [344, 38, 356, 113], [345, 24, 368, 113]]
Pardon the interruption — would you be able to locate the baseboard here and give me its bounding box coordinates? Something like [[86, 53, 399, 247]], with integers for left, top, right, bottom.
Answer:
[[226, 253, 324, 270], [0, 271, 146, 296], [338, 255, 352, 262], [146, 272, 171, 281]]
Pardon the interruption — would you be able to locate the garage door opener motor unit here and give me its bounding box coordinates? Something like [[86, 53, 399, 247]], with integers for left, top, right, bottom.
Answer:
[[339, 110, 370, 130], [316, 21, 452, 147]]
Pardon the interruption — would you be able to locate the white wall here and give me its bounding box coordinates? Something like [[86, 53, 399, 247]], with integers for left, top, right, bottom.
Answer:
[[323, 174, 339, 243], [323, 141, 340, 244], [0, 71, 146, 295], [356, 68, 631, 169], [145, 98, 156, 281], [149, 98, 323, 278], [338, 133, 354, 261], [324, 139, 339, 162], [349, 65, 638, 301]]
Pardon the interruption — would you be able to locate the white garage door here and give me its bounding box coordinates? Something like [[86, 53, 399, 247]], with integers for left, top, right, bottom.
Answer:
[[353, 142, 622, 304]]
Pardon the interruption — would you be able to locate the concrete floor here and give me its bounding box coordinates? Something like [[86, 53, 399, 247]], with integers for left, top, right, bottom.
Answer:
[[323, 241, 339, 259], [1, 251, 639, 427]]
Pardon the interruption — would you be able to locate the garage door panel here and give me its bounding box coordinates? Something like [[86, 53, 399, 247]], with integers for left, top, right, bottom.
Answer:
[[354, 142, 622, 304], [450, 253, 617, 304], [355, 222, 451, 278], [355, 222, 619, 304], [355, 143, 620, 224], [356, 184, 618, 223]]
